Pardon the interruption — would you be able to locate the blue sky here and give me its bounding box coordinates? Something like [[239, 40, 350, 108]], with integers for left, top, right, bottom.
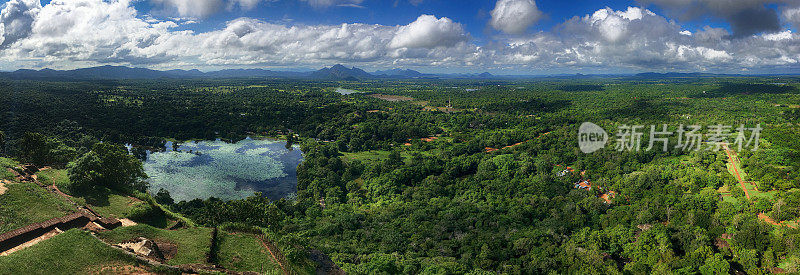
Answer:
[[1, 0, 799, 74], [126, 0, 727, 44]]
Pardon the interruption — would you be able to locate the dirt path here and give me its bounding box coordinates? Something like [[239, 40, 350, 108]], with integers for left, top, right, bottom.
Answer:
[[722, 144, 800, 228], [256, 235, 290, 275], [758, 213, 798, 229], [721, 143, 751, 200], [0, 180, 9, 195]]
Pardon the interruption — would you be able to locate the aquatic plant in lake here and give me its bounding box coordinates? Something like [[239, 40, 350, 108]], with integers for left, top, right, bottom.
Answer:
[[144, 138, 302, 202]]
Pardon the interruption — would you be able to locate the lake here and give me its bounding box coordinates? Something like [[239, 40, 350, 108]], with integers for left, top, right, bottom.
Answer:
[[335, 87, 360, 95], [143, 138, 303, 202]]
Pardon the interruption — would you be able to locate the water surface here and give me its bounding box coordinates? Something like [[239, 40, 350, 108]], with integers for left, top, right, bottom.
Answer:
[[335, 87, 360, 95], [144, 138, 302, 202]]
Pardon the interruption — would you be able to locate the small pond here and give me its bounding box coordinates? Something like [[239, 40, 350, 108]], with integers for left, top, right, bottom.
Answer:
[[143, 138, 303, 202]]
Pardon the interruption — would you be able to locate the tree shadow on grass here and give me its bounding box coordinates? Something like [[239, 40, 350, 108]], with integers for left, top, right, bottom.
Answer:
[[72, 187, 112, 207]]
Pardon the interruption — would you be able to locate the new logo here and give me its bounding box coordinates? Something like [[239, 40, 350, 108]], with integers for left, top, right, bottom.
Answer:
[[578, 122, 608, 153]]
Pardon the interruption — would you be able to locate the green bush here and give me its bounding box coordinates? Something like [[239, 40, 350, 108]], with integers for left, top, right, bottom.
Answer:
[[127, 202, 164, 223]]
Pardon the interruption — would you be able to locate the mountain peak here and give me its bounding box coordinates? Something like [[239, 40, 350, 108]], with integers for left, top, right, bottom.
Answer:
[[311, 64, 372, 80]]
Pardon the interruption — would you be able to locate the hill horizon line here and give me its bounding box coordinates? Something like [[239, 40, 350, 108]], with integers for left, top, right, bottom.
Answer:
[[2, 64, 797, 80]]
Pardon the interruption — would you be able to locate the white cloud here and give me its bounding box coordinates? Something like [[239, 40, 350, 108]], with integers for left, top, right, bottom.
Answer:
[[490, 0, 542, 34], [784, 6, 800, 29], [501, 6, 798, 71], [0, 2, 798, 73], [763, 30, 794, 41], [300, 0, 364, 9], [151, 0, 269, 17], [584, 7, 654, 42], [231, 0, 264, 10], [152, 0, 223, 18], [389, 15, 467, 49], [0, 0, 41, 48], [0, 3, 478, 69]]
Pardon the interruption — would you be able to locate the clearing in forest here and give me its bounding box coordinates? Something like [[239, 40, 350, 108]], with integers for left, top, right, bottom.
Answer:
[[722, 143, 793, 227], [368, 94, 414, 102]]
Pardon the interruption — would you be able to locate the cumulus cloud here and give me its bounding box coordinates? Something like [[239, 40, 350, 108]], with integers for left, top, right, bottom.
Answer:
[[0, 0, 41, 48], [300, 0, 364, 9], [0, 2, 798, 73], [389, 15, 467, 49], [490, 0, 542, 34], [230, 0, 267, 10], [152, 0, 268, 17], [784, 6, 800, 29], [501, 6, 798, 71], [152, 0, 223, 18], [637, 0, 783, 37], [0, 3, 477, 69], [8, 0, 183, 66]]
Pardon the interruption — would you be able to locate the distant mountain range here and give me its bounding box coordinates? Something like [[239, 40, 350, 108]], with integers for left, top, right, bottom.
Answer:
[[1, 65, 788, 81], [374, 68, 426, 78], [0, 64, 504, 81]]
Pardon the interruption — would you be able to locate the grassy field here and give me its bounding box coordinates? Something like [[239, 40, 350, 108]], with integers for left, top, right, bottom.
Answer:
[[0, 229, 153, 274], [342, 150, 412, 163], [38, 170, 174, 228], [88, 193, 144, 218], [36, 169, 146, 219], [217, 231, 280, 273], [725, 157, 779, 201], [35, 169, 69, 189], [97, 224, 213, 266], [0, 181, 74, 234]]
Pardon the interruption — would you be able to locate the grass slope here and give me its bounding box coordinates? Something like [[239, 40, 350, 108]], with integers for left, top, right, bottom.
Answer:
[[0, 181, 74, 233], [0, 229, 146, 274], [217, 231, 280, 273], [35, 169, 69, 189], [97, 224, 212, 266]]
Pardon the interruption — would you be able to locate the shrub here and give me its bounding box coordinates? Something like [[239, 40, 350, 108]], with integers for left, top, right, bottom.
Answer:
[[127, 203, 164, 223]]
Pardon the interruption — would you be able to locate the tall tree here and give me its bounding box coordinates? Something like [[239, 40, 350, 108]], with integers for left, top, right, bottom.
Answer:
[[20, 132, 49, 165], [68, 143, 148, 193]]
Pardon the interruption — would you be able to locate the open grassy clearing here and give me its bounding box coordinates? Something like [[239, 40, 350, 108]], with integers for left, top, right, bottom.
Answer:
[[0, 181, 74, 234], [86, 193, 145, 219], [36, 168, 144, 219], [37, 169, 174, 228], [97, 224, 212, 266], [0, 229, 152, 274], [35, 169, 69, 189], [724, 153, 779, 201], [341, 150, 411, 163], [217, 231, 280, 273]]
